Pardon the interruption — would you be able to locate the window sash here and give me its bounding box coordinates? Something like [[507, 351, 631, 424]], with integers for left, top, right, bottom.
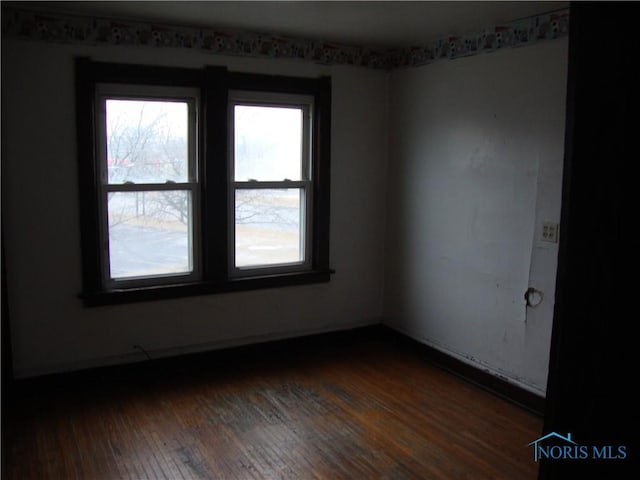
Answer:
[[231, 184, 312, 275], [96, 85, 199, 186], [229, 91, 313, 182], [102, 188, 200, 287]]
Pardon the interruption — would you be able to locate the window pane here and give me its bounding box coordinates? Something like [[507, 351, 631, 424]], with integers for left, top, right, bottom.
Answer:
[[235, 189, 303, 267], [107, 191, 193, 279], [106, 100, 189, 184], [234, 105, 303, 181]]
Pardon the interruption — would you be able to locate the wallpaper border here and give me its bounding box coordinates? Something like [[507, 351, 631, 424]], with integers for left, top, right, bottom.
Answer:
[[1, 6, 569, 70]]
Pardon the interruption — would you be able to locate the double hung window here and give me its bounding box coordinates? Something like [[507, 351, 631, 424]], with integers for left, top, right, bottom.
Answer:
[[230, 92, 313, 275], [96, 85, 200, 287], [76, 60, 331, 305]]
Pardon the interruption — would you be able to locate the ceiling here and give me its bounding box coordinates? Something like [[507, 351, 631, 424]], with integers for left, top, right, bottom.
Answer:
[[18, 1, 568, 49]]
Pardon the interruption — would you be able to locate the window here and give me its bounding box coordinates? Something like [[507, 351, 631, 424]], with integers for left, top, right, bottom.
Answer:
[[230, 92, 313, 275], [76, 60, 331, 305], [97, 86, 200, 287]]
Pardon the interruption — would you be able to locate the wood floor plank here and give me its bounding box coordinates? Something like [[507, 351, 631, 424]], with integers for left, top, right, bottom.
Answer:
[[3, 331, 542, 479]]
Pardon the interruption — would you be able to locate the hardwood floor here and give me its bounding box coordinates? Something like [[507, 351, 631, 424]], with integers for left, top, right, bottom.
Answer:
[[2, 328, 542, 479]]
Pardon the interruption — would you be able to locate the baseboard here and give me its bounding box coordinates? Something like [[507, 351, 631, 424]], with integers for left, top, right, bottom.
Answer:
[[10, 323, 546, 416], [381, 325, 546, 416], [12, 319, 379, 379], [10, 322, 385, 391]]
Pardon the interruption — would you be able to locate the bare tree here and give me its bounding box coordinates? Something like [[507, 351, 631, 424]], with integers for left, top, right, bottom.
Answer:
[[235, 190, 299, 228], [107, 101, 297, 231], [107, 101, 189, 226]]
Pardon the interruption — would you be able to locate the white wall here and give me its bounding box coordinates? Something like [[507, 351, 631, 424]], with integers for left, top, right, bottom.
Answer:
[[2, 35, 568, 393], [1, 39, 389, 377], [384, 39, 568, 396]]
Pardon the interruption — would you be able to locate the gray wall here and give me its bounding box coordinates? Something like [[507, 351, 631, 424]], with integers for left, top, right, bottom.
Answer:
[[384, 39, 568, 395], [1, 40, 389, 377]]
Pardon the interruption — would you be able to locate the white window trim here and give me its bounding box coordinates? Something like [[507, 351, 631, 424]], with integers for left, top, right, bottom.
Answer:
[[228, 91, 314, 277], [95, 84, 202, 288]]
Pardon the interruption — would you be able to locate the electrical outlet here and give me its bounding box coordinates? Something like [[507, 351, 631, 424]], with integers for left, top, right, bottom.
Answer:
[[541, 221, 558, 243]]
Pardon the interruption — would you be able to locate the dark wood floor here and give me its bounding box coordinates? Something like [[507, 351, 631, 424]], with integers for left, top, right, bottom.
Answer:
[[2, 328, 542, 479]]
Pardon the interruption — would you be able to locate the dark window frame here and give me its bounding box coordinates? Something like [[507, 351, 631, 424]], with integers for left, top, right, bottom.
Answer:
[[76, 59, 332, 306]]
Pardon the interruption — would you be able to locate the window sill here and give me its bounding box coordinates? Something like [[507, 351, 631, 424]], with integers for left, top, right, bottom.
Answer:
[[80, 269, 333, 307]]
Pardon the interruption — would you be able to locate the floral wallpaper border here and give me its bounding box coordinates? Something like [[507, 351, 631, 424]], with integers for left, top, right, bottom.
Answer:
[[1, 6, 569, 70]]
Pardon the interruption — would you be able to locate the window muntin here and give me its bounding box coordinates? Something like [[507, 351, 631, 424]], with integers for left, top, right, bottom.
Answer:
[[229, 92, 313, 274], [96, 85, 200, 287]]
